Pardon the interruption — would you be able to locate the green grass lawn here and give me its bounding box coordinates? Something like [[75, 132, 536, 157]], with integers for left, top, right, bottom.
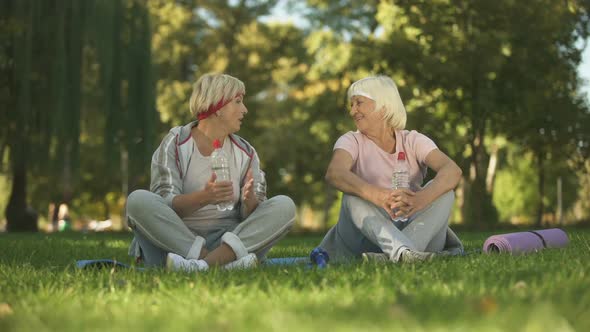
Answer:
[[1, 229, 589, 331]]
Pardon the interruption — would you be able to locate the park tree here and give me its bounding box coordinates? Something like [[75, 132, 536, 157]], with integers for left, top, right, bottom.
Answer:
[[491, 0, 590, 226], [3, 0, 589, 232], [297, 0, 590, 227], [0, 0, 155, 231], [1, 0, 42, 231], [148, 1, 327, 213], [372, 0, 521, 227], [372, 0, 590, 227], [148, 0, 205, 126]]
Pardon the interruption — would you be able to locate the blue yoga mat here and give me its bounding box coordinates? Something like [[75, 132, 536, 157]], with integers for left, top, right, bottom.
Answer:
[[76, 257, 310, 270], [264, 257, 309, 266], [76, 259, 145, 271]]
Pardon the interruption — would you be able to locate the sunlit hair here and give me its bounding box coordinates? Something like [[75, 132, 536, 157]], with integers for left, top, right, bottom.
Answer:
[[347, 75, 407, 130], [189, 73, 246, 118]]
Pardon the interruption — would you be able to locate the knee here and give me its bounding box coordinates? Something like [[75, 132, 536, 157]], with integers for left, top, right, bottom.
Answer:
[[342, 194, 369, 210], [267, 195, 296, 227], [424, 181, 455, 205], [126, 190, 156, 218], [426, 190, 455, 215], [438, 190, 455, 206]]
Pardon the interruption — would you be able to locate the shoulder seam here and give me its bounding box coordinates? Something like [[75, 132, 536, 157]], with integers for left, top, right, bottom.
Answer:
[[229, 135, 253, 158]]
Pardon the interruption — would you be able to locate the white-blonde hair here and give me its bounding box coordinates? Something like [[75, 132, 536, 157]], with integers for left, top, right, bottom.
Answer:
[[189, 73, 246, 118], [347, 75, 407, 130]]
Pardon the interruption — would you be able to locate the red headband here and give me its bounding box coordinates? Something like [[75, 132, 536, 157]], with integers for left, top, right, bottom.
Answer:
[[197, 93, 244, 120]]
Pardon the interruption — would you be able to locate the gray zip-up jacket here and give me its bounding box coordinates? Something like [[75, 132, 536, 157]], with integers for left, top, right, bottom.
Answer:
[[150, 121, 265, 218]]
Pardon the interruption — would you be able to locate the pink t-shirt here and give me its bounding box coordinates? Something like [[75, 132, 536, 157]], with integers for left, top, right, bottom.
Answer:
[[334, 130, 438, 192]]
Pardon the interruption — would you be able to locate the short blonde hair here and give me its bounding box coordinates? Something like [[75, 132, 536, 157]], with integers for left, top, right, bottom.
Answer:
[[189, 73, 246, 118], [347, 75, 407, 130]]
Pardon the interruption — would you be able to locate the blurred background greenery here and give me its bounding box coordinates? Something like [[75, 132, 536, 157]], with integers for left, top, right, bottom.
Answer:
[[1, 0, 589, 233]]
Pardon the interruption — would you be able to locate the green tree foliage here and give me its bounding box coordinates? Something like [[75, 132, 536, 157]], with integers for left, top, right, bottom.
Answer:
[[573, 157, 590, 221], [338, 0, 588, 227], [490, 0, 590, 225], [301, 0, 381, 35], [1, 0, 155, 231], [2, 0, 589, 231], [150, 1, 324, 210], [493, 146, 579, 223], [148, 0, 202, 126]]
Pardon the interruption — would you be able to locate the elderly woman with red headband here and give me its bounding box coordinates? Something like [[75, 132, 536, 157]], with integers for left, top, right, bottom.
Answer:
[[126, 73, 296, 272]]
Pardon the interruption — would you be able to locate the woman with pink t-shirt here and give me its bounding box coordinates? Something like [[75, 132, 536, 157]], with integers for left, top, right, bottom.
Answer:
[[318, 75, 464, 263]]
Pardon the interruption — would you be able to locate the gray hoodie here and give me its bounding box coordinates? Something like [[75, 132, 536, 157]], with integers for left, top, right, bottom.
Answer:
[[150, 121, 265, 219]]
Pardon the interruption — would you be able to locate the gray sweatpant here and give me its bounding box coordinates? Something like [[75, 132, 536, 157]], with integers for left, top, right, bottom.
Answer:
[[126, 190, 296, 267], [319, 190, 463, 262]]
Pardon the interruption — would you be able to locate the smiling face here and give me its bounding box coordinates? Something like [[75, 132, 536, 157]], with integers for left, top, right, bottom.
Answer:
[[217, 95, 248, 134], [349, 95, 381, 134]]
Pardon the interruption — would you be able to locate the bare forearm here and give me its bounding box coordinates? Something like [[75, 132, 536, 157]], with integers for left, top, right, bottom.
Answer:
[[419, 164, 462, 205], [326, 169, 380, 204], [172, 191, 211, 218]]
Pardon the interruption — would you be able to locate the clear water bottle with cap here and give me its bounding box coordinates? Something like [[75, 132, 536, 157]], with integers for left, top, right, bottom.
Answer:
[[211, 139, 234, 211], [392, 151, 409, 222]]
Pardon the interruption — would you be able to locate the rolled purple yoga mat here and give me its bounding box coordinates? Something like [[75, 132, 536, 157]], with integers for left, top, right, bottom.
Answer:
[[483, 228, 569, 254]]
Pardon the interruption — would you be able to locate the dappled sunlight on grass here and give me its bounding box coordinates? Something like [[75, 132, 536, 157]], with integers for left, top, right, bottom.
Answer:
[[1, 230, 590, 331]]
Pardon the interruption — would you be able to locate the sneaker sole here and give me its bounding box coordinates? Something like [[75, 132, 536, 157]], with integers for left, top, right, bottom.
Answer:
[[165, 254, 174, 271], [236, 254, 258, 269], [361, 253, 370, 262], [224, 254, 258, 270]]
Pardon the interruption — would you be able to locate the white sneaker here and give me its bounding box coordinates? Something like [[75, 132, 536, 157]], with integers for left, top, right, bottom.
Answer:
[[223, 253, 258, 270], [400, 249, 435, 263], [166, 253, 209, 272]]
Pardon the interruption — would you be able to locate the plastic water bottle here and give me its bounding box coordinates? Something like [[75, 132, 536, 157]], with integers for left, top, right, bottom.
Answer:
[[211, 139, 234, 211], [310, 247, 329, 268], [392, 151, 409, 222]]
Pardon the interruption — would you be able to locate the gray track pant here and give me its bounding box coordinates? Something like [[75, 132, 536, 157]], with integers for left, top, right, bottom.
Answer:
[[126, 190, 296, 267], [319, 190, 463, 262]]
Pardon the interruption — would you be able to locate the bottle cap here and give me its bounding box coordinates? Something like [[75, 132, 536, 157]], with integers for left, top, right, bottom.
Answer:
[[397, 151, 406, 161], [213, 139, 221, 149]]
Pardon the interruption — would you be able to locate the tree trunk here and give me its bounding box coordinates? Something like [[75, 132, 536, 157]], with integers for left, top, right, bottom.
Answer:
[[5, 0, 37, 232], [49, 202, 60, 232], [486, 143, 499, 193], [465, 129, 487, 228], [121, 146, 129, 223], [535, 150, 545, 227], [462, 123, 499, 229], [5, 157, 37, 232]]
